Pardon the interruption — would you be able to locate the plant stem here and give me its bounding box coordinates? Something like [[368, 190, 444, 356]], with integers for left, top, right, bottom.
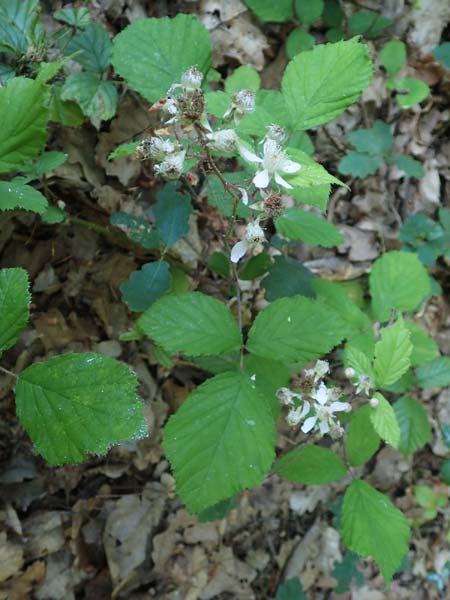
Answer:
[[0, 365, 18, 379]]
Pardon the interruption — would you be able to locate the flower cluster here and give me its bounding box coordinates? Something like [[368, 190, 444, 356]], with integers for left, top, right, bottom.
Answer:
[[344, 367, 374, 396], [277, 360, 351, 439]]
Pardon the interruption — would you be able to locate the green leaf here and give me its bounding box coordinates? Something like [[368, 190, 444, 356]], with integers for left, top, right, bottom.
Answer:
[[153, 183, 192, 247], [291, 183, 331, 212], [243, 354, 290, 418], [36, 60, 66, 85], [111, 15, 212, 102], [348, 10, 392, 38], [282, 38, 373, 130], [108, 141, 140, 160], [338, 152, 382, 178], [239, 253, 272, 280], [416, 357, 450, 389], [0, 181, 48, 214], [432, 42, 450, 69], [0, 0, 42, 55], [65, 23, 111, 73], [15, 353, 146, 465], [138, 291, 242, 356], [242, 0, 293, 22], [370, 392, 400, 448], [163, 372, 275, 512], [21, 151, 67, 178], [391, 154, 424, 178], [331, 551, 364, 593], [348, 120, 394, 155], [285, 148, 346, 188], [262, 255, 315, 301], [53, 7, 90, 27], [341, 480, 410, 583], [440, 459, 450, 485], [110, 212, 160, 249], [120, 261, 172, 312], [323, 0, 343, 27], [0, 267, 30, 352], [346, 405, 381, 467], [374, 318, 413, 387], [61, 73, 118, 126], [276, 208, 344, 247], [370, 251, 431, 321], [393, 396, 431, 457], [380, 40, 406, 76], [207, 252, 230, 278], [197, 496, 238, 522], [0, 77, 48, 173], [275, 577, 307, 600], [225, 66, 260, 94], [48, 84, 85, 128], [295, 0, 324, 24], [247, 296, 346, 364], [392, 77, 430, 109], [275, 445, 347, 484], [344, 346, 375, 381], [0, 63, 15, 84], [41, 205, 66, 224], [405, 321, 438, 366], [286, 29, 315, 58]]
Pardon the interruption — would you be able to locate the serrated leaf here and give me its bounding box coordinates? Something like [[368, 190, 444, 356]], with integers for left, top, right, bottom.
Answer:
[[48, 84, 85, 127], [65, 23, 111, 73], [291, 183, 331, 212], [247, 296, 346, 364], [243, 354, 290, 418], [53, 7, 90, 27], [374, 318, 412, 387], [344, 346, 375, 380], [15, 353, 147, 465], [405, 321, 438, 366], [242, 0, 293, 22], [416, 357, 450, 389], [380, 40, 406, 75], [341, 480, 410, 583], [21, 151, 67, 178], [391, 154, 424, 178], [138, 291, 242, 356], [370, 251, 431, 321], [153, 183, 192, 247], [111, 15, 212, 102], [225, 66, 260, 94], [348, 120, 394, 155], [120, 261, 172, 312], [276, 208, 344, 247], [393, 396, 431, 457], [197, 496, 238, 522], [338, 152, 383, 178], [262, 255, 315, 301], [282, 38, 372, 130], [0, 267, 30, 352], [285, 148, 346, 188], [331, 551, 364, 593], [0, 0, 42, 55], [346, 405, 380, 467], [0, 181, 48, 214], [275, 445, 347, 484], [0, 77, 48, 173], [370, 392, 400, 448], [110, 212, 161, 249], [239, 253, 272, 280], [163, 372, 275, 512], [61, 73, 118, 126]]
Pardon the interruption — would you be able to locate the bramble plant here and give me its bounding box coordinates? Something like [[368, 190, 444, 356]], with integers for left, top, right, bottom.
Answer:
[[2, 9, 450, 589]]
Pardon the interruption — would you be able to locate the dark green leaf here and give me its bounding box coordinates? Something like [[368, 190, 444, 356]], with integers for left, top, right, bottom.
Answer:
[[394, 396, 431, 457], [346, 405, 381, 467], [348, 10, 392, 38], [295, 0, 324, 25], [338, 152, 383, 178], [262, 255, 315, 301], [153, 183, 192, 247], [331, 551, 364, 593], [239, 253, 272, 280], [207, 252, 230, 277], [110, 212, 161, 249], [391, 154, 424, 178], [197, 496, 238, 522], [61, 73, 118, 125], [275, 577, 307, 600], [432, 42, 450, 69], [416, 357, 450, 389], [120, 261, 172, 312], [65, 23, 111, 73], [348, 120, 394, 155], [0, 181, 48, 214], [53, 7, 90, 27], [275, 445, 347, 484], [0, 267, 30, 352], [242, 0, 293, 22]]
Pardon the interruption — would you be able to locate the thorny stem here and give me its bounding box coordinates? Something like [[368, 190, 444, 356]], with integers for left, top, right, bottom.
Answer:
[[0, 365, 18, 379]]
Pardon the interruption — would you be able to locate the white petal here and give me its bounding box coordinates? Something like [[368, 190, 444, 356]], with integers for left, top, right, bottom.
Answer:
[[238, 187, 249, 205], [239, 145, 262, 164], [301, 416, 317, 433], [330, 401, 351, 413], [274, 171, 293, 189], [315, 382, 329, 405], [282, 159, 301, 174], [253, 169, 270, 188], [299, 400, 311, 419], [230, 240, 249, 263], [319, 421, 330, 435]]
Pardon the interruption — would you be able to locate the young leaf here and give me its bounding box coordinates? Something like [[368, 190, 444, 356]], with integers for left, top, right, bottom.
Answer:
[[21, 151, 67, 177], [338, 152, 383, 178], [138, 292, 242, 356], [225, 66, 260, 94], [15, 353, 146, 465], [432, 42, 450, 69], [110, 212, 161, 249], [370, 392, 400, 448], [348, 10, 392, 38], [163, 372, 275, 513], [276, 208, 344, 247], [61, 73, 118, 125], [286, 29, 315, 58], [242, 0, 293, 22], [374, 318, 413, 387], [391, 154, 424, 178], [416, 357, 450, 389], [0, 181, 48, 214], [247, 296, 346, 364], [380, 40, 406, 76], [120, 261, 172, 312], [295, 0, 324, 25], [370, 251, 431, 321], [346, 405, 381, 467], [331, 551, 364, 594], [405, 321, 438, 366], [341, 480, 410, 583], [344, 346, 375, 382], [275, 577, 307, 600], [275, 445, 347, 484], [0, 268, 30, 352], [393, 396, 431, 457], [348, 120, 394, 155], [53, 7, 90, 27], [262, 255, 315, 301], [65, 23, 111, 73], [391, 78, 430, 109], [111, 15, 212, 102], [153, 183, 192, 247], [282, 38, 372, 130]]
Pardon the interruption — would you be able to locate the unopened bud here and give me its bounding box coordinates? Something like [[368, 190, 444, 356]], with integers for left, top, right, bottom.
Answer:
[[266, 124, 286, 144], [181, 66, 203, 91], [345, 367, 356, 379], [233, 89, 255, 114], [154, 151, 185, 180], [245, 220, 265, 245], [207, 128, 238, 152], [369, 397, 379, 408]]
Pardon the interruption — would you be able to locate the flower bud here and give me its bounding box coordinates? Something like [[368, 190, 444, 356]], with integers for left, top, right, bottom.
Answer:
[[266, 124, 286, 144], [181, 66, 203, 91], [233, 90, 255, 114], [369, 397, 379, 408], [245, 220, 265, 245], [276, 387, 293, 406], [207, 128, 238, 152], [286, 408, 303, 426], [154, 150, 185, 180], [345, 367, 356, 379]]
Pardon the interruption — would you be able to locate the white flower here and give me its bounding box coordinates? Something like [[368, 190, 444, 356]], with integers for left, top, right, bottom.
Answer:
[[355, 374, 372, 396], [206, 128, 238, 152], [301, 382, 351, 436], [277, 387, 302, 407], [230, 219, 265, 263], [138, 137, 177, 161], [265, 124, 286, 144], [224, 90, 255, 124], [238, 187, 249, 205], [286, 402, 310, 426], [239, 139, 301, 190], [180, 66, 203, 91], [154, 150, 186, 179]]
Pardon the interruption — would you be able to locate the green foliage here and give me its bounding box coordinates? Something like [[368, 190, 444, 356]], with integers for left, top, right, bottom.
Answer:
[[348, 10, 392, 38], [65, 23, 111, 73], [400, 209, 450, 267], [110, 212, 160, 249], [374, 318, 412, 387], [295, 0, 324, 25], [207, 252, 230, 278], [285, 149, 345, 188], [111, 15, 212, 102], [275, 445, 347, 484], [0, 180, 48, 214], [153, 183, 193, 247], [416, 357, 450, 389], [331, 551, 364, 593], [242, 0, 294, 22], [414, 485, 448, 520], [276, 208, 344, 247], [274, 577, 307, 600], [163, 372, 276, 512], [405, 321, 438, 366], [138, 292, 242, 356], [341, 480, 410, 582], [262, 256, 315, 301], [61, 73, 117, 126], [120, 261, 172, 313], [432, 42, 450, 69], [15, 353, 146, 465], [388, 77, 430, 109], [393, 396, 431, 457], [390, 154, 425, 178], [441, 460, 450, 485], [239, 253, 272, 280], [286, 29, 315, 58], [370, 392, 400, 448], [380, 40, 406, 76], [225, 66, 260, 94], [54, 7, 90, 28], [346, 405, 381, 467], [0, 267, 30, 352], [338, 152, 383, 178], [0, 0, 43, 57]]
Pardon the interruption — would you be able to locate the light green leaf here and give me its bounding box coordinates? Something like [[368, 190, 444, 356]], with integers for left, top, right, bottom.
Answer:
[[346, 405, 381, 467], [275, 445, 347, 484], [295, 0, 324, 25], [416, 357, 450, 389], [338, 152, 383, 178], [21, 151, 67, 178], [291, 183, 331, 212], [380, 40, 406, 76], [138, 291, 242, 356], [405, 321, 438, 366], [0, 77, 48, 173], [392, 77, 430, 109], [111, 15, 212, 102], [242, 0, 293, 22], [344, 346, 375, 380], [243, 354, 290, 418], [370, 251, 431, 321], [286, 29, 315, 58], [282, 38, 372, 130], [0, 267, 30, 352], [393, 396, 431, 457], [374, 318, 412, 387], [61, 73, 118, 126], [65, 22, 111, 73], [48, 84, 85, 128], [276, 208, 344, 247], [341, 480, 410, 582], [0, 181, 48, 214], [225, 66, 260, 94], [15, 353, 147, 465], [153, 183, 192, 247], [285, 148, 346, 188], [247, 296, 346, 364], [109, 141, 140, 160], [163, 372, 275, 512], [120, 261, 172, 313], [370, 392, 400, 448]]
